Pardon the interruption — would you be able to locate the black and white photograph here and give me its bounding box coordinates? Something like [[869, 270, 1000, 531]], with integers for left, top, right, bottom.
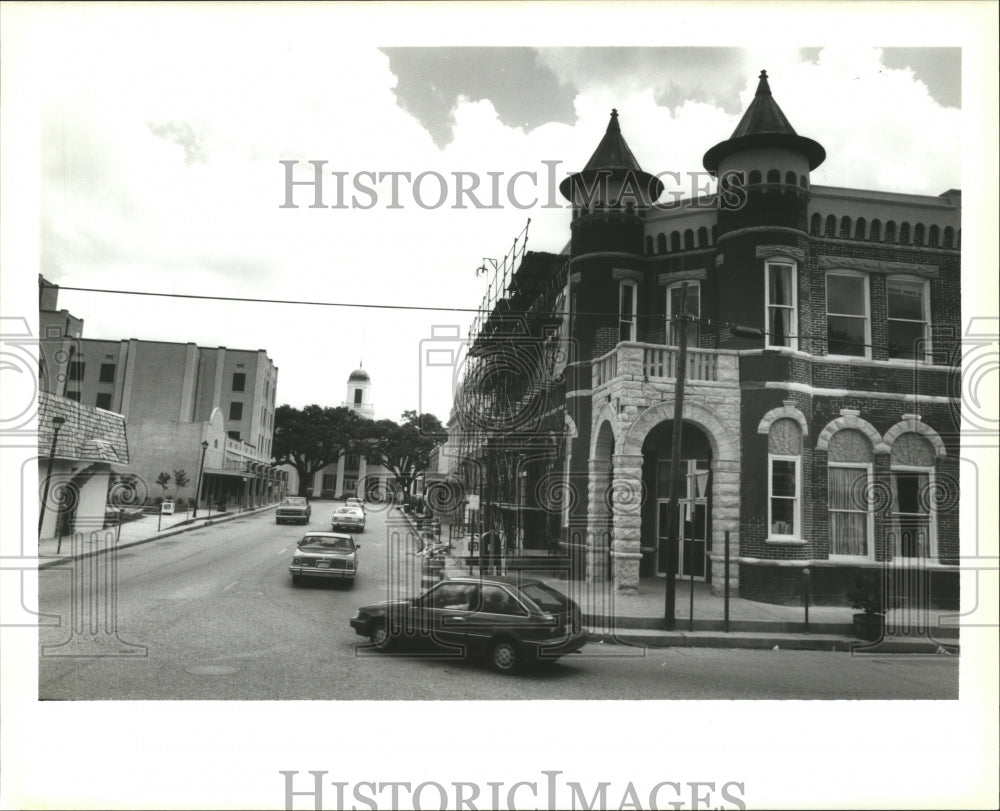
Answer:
[[1, 2, 997, 809]]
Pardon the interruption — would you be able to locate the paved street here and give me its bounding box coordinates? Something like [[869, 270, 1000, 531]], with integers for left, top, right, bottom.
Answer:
[[38, 506, 958, 700]]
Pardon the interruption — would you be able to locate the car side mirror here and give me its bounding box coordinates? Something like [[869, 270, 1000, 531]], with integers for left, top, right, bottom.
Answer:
[[354, 544, 361, 550]]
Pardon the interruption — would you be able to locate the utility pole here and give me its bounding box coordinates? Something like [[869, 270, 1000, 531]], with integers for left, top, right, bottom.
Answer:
[[664, 283, 689, 629]]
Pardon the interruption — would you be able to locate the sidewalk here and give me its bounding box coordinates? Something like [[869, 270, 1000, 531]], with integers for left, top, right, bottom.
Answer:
[[37, 503, 278, 569], [420, 519, 960, 655]]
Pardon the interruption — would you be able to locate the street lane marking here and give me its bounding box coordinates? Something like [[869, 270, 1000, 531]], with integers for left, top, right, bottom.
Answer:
[[223, 581, 238, 592], [278, 548, 286, 555]]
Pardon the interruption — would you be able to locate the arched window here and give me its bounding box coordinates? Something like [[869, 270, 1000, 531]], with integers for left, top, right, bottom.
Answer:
[[825, 215, 837, 237], [870, 219, 882, 242], [889, 433, 937, 559], [828, 428, 874, 558], [749, 170, 762, 184], [854, 218, 866, 240], [943, 226, 954, 248], [810, 213, 822, 235], [799, 175, 808, 188], [683, 229, 694, 250], [697, 227, 708, 248], [785, 171, 797, 185], [670, 232, 681, 252], [768, 418, 802, 540], [767, 169, 781, 183], [656, 233, 667, 254], [898, 222, 911, 244], [645, 235, 654, 255], [928, 225, 939, 247], [914, 224, 925, 246], [840, 216, 852, 239], [884, 221, 896, 243]]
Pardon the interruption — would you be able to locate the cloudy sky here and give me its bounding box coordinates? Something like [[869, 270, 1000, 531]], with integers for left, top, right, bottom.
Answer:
[[6, 5, 974, 426], [2, 3, 998, 809]]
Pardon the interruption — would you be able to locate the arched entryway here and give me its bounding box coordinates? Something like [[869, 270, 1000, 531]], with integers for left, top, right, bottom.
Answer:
[[640, 421, 714, 581]]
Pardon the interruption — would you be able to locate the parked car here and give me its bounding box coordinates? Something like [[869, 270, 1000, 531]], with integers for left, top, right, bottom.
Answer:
[[345, 497, 366, 514], [276, 497, 312, 525], [331, 505, 365, 532], [349, 575, 588, 672], [289, 532, 359, 585]]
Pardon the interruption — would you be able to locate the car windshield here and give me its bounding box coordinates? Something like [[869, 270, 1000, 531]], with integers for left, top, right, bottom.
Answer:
[[519, 583, 570, 611], [282, 498, 307, 507], [300, 536, 354, 551]]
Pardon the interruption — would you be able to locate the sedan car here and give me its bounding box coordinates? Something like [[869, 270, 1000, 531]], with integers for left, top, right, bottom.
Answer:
[[331, 506, 365, 532], [345, 497, 366, 514], [349, 575, 588, 673], [276, 496, 311, 525], [289, 532, 359, 585]]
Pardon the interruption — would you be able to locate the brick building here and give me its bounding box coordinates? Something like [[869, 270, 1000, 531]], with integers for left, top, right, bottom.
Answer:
[[452, 71, 960, 606]]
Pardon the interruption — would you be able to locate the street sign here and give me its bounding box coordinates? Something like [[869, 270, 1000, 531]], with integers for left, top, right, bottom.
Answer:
[[161, 501, 175, 515], [467, 495, 480, 511]]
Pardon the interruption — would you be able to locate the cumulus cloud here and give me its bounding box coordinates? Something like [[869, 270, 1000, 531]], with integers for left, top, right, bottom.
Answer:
[[31, 14, 960, 423]]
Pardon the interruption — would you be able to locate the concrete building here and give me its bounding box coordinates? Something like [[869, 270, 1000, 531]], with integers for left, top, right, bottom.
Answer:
[[39, 277, 286, 511], [452, 71, 961, 607]]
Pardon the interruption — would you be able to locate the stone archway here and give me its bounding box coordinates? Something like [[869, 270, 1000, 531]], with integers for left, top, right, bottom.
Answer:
[[611, 400, 741, 594], [587, 419, 616, 583]]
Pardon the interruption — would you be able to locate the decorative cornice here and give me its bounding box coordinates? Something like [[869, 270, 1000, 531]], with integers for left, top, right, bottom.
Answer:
[[658, 269, 707, 285], [612, 268, 644, 283], [716, 225, 808, 244], [817, 255, 938, 277], [756, 245, 806, 263]]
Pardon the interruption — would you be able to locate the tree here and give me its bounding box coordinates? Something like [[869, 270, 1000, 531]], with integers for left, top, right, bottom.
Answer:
[[272, 405, 364, 496], [173, 469, 190, 498], [364, 411, 446, 498], [155, 471, 172, 499]]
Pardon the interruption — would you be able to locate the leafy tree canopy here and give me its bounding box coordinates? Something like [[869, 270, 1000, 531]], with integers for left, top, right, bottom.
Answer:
[[272, 405, 365, 495], [363, 410, 446, 495]]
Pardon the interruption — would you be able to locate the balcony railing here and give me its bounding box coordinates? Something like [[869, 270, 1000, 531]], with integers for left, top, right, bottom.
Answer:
[[592, 342, 738, 388]]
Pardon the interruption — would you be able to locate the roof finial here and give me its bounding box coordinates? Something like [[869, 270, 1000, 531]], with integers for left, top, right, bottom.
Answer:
[[607, 108, 621, 133], [756, 69, 772, 96]]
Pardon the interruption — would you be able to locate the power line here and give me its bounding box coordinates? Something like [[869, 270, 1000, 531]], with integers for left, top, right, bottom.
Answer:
[[58, 285, 924, 354]]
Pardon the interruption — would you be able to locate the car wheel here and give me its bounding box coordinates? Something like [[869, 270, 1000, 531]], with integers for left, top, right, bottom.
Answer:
[[370, 621, 394, 651], [490, 639, 520, 673]]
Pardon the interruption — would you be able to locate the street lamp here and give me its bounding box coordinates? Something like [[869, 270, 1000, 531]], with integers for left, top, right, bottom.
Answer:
[[38, 416, 66, 535], [193, 440, 209, 518]]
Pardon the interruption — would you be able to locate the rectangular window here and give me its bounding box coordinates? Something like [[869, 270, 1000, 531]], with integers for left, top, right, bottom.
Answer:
[[826, 272, 870, 358], [99, 363, 116, 383], [829, 465, 872, 557], [768, 455, 800, 538], [887, 277, 930, 361], [666, 282, 701, 346], [890, 469, 934, 558], [95, 392, 113, 410], [354, 388, 363, 405], [66, 390, 81, 402], [229, 402, 243, 421], [765, 261, 797, 349], [322, 474, 337, 491], [227, 430, 240, 440], [68, 361, 85, 381], [232, 372, 246, 392], [345, 453, 360, 469], [619, 280, 637, 343]]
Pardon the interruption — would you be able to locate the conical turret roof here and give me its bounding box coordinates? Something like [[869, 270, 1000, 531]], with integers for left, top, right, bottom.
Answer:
[[560, 109, 663, 203], [703, 70, 825, 174]]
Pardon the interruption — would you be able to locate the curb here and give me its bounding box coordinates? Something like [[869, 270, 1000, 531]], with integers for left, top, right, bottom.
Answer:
[[38, 505, 278, 570], [586, 628, 960, 654]]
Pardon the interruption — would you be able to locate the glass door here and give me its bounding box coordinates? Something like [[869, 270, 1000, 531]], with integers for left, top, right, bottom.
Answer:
[[656, 459, 710, 580]]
